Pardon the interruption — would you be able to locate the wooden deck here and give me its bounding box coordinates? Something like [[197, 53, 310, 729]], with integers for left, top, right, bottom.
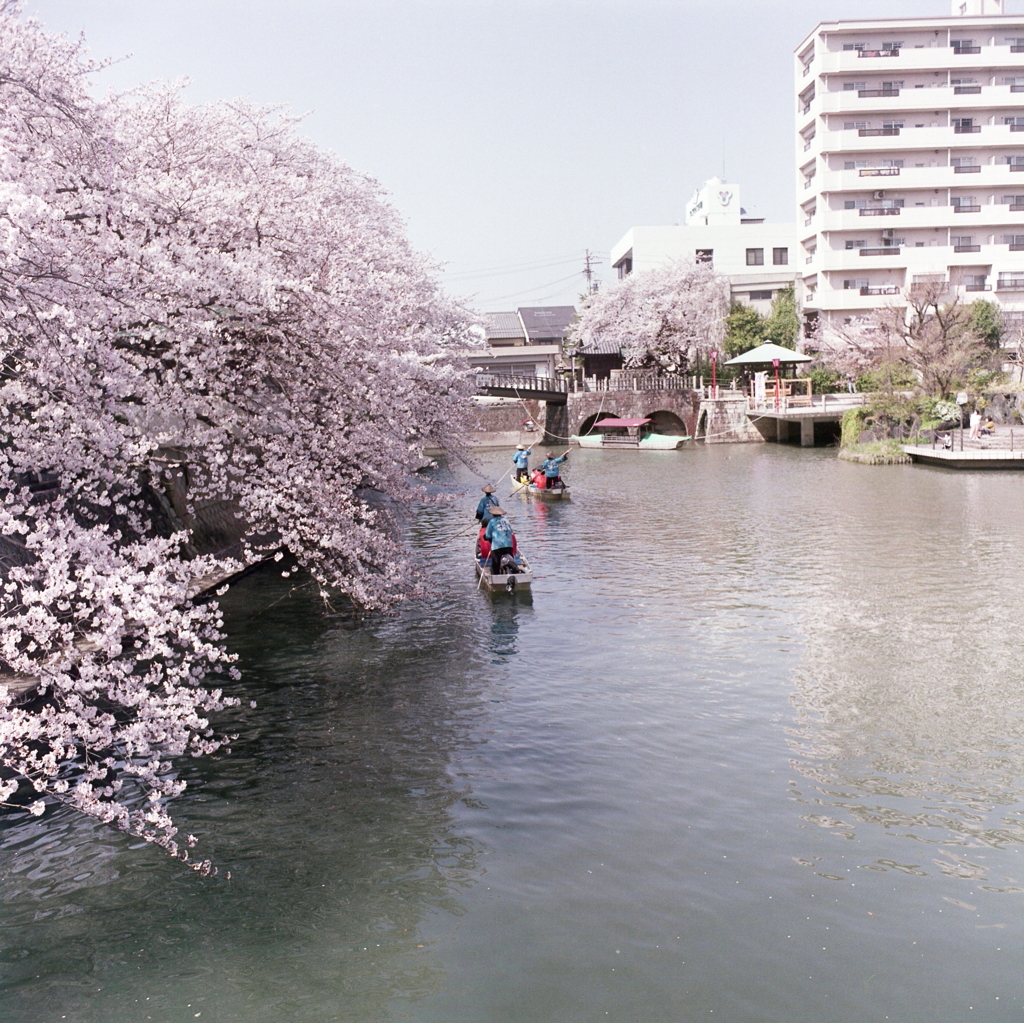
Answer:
[[904, 428, 1024, 468]]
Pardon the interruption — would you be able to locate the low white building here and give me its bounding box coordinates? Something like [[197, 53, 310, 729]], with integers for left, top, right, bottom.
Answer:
[[611, 177, 798, 315]]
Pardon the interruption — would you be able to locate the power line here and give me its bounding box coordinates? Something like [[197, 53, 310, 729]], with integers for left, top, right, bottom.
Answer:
[[474, 271, 582, 304], [439, 253, 583, 280]]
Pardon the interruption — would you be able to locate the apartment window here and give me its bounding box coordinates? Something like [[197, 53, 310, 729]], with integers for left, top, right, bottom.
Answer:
[[953, 235, 975, 246], [1006, 117, 1024, 128], [845, 239, 867, 249], [843, 42, 866, 51], [695, 249, 713, 265], [882, 80, 904, 90], [881, 236, 903, 247], [951, 77, 976, 85], [882, 159, 904, 168], [843, 81, 867, 91], [773, 247, 789, 266], [1007, 37, 1024, 48], [882, 120, 905, 130], [843, 279, 869, 290], [1001, 195, 1024, 204], [952, 157, 979, 167], [844, 160, 868, 170], [749, 291, 773, 301], [844, 121, 868, 130], [881, 42, 903, 50], [845, 199, 868, 209], [746, 248, 764, 266], [1005, 156, 1024, 167], [1003, 234, 1024, 245], [953, 118, 976, 130], [951, 196, 978, 207]]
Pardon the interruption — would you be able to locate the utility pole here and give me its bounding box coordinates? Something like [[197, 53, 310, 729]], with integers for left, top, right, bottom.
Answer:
[[582, 249, 602, 295]]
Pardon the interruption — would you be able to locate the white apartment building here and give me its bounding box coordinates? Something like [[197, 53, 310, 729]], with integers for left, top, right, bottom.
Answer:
[[611, 177, 797, 316], [795, 0, 1024, 332]]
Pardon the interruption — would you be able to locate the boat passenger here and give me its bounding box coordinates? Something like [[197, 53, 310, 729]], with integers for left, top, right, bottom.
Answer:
[[475, 483, 499, 524], [539, 450, 569, 489], [512, 444, 532, 483], [483, 506, 517, 573]]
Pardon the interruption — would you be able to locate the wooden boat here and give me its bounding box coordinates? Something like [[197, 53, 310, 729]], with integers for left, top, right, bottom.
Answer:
[[572, 417, 690, 450], [475, 551, 533, 592], [509, 472, 571, 500]]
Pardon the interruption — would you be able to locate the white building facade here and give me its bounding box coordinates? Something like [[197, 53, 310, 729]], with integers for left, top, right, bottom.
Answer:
[[795, 0, 1024, 332], [611, 177, 797, 316]]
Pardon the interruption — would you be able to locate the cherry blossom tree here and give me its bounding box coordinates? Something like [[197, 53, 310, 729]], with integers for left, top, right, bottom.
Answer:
[[0, 1, 477, 866], [568, 261, 729, 372]]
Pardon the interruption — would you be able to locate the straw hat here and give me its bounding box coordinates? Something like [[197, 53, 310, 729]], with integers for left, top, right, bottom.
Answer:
[[489, 506, 505, 516], [516, 444, 526, 450], [481, 484, 496, 493]]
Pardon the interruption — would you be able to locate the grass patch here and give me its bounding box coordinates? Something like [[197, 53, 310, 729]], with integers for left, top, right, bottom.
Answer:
[[838, 440, 911, 465]]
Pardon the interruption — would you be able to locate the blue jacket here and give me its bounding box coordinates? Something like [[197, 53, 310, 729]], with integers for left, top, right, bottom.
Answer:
[[512, 449, 531, 469], [540, 454, 567, 478], [475, 493, 498, 521], [484, 516, 514, 549]]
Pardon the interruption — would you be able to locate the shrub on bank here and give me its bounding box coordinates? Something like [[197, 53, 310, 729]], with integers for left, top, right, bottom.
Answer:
[[838, 440, 911, 465]]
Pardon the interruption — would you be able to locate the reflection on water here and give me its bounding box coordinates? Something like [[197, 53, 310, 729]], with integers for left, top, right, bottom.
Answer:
[[787, 464, 1024, 870], [5, 446, 1024, 1022]]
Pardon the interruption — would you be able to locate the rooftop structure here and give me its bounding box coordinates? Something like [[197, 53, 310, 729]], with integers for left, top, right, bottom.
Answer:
[[611, 177, 797, 317], [795, 0, 1024, 332]]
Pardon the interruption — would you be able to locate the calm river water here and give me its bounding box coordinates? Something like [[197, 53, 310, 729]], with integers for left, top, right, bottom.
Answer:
[[3, 445, 1024, 1022]]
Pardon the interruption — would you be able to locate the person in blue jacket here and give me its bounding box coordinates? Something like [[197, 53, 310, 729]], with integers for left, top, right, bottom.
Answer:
[[511, 444, 532, 483], [483, 507, 517, 573], [539, 450, 569, 488], [475, 484, 499, 524]]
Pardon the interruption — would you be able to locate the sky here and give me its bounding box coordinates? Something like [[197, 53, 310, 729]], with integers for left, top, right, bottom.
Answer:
[[22, 0, 1024, 312]]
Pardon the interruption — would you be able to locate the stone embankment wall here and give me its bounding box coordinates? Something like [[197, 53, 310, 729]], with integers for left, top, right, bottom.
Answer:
[[697, 396, 764, 444], [466, 399, 544, 449]]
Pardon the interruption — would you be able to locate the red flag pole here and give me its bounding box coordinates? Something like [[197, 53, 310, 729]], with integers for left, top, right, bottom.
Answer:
[[772, 358, 781, 412]]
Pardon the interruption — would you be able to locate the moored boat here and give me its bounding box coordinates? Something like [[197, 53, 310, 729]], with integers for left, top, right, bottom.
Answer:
[[572, 417, 690, 450]]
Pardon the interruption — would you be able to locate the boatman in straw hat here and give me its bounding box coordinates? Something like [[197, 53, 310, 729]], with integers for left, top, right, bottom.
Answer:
[[511, 444, 532, 484], [483, 506, 517, 573], [539, 450, 569, 490], [475, 484, 499, 525]]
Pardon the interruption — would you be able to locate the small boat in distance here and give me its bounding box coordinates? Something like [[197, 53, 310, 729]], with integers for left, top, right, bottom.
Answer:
[[475, 551, 533, 592], [572, 417, 690, 450], [509, 471, 571, 500]]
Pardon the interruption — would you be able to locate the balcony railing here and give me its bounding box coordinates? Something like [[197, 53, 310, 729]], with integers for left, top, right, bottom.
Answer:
[[859, 248, 900, 256], [952, 205, 982, 213], [965, 283, 992, 291], [1011, 125, 1024, 132], [1013, 45, 1024, 53], [952, 45, 981, 54], [859, 167, 900, 177], [858, 49, 900, 57], [1011, 204, 1024, 211], [1011, 165, 1024, 172], [953, 244, 981, 252], [954, 124, 981, 133], [859, 207, 901, 216], [1013, 84, 1024, 92], [859, 286, 901, 295], [858, 88, 900, 97], [954, 165, 981, 173], [998, 279, 1024, 289], [859, 126, 901, 136], [954, 85, 982, 95]]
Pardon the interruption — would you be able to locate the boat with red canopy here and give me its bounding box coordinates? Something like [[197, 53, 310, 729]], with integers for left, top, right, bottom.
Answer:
[[572, 417, 690, 449]]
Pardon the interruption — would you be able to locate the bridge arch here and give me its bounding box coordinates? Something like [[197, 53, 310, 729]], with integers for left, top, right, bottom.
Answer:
[[577, 412, 606, 436], [644, 410, 688, 437], [695, 409, 709, 441]]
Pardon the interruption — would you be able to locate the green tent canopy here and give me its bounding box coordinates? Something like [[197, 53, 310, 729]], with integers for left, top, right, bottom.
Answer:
[[723, 342, 812, 366]]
